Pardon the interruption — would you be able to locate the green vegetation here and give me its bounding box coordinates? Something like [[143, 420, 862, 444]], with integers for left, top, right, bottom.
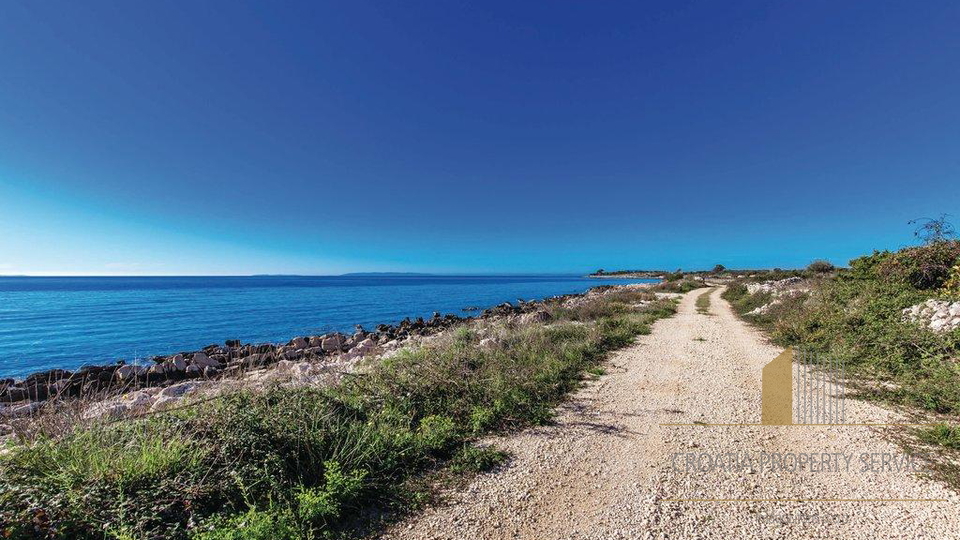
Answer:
[[723, 238, 960, 463], [0, 290, 676, 540], [721, 234, 960, 490], [695, 288, 715, 315], [724, 241, 960, 415]]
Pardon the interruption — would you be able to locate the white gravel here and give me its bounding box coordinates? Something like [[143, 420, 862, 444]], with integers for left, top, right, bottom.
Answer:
[[380, 288, 959, 540]]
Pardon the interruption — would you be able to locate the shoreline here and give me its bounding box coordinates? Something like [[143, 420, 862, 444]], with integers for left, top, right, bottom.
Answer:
[[0, 283, 650, 410]]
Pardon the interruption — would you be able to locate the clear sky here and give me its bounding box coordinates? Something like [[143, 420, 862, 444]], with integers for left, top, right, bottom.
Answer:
[[1, 1, 958, 275]]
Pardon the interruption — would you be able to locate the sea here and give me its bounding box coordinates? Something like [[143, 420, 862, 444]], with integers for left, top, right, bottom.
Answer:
[[0, 275, 655, 379]]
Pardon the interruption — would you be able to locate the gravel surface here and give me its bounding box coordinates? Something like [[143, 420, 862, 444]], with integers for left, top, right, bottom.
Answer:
[[381, 288, 959, 539]]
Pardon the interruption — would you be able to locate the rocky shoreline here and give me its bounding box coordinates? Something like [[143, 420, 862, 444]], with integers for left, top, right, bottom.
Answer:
[[0, 286, 632, 419]]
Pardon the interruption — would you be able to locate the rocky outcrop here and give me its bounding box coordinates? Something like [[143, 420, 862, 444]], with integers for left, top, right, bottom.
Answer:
[[902, 299, 960, 333], [741, 277, 810, 317]]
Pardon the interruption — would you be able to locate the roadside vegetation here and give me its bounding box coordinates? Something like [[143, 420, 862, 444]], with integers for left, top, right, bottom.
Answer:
[[695, 288, 715, 315], [721, 216, 960, 480], [0, 289, 676, 540]]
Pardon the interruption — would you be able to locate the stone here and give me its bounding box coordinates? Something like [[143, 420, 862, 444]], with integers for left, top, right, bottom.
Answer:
[[116, 365, 147, 380], [150, 396, 181, 411], [167, 355, 187, 371], [82, 401, 129, 420], [192, 352, 219, 368], [519, 310, 552, 325], [353, 338, 377, 355], [289, 336, 308, 349], [2, 401, 41, 418], [321, 334, 346, 352], [148, 364, 167, 375], [225, 339, 241, 348], [203, 366, 221, 378], [159, 382, 199, 399], [185, 364, 202, 376]]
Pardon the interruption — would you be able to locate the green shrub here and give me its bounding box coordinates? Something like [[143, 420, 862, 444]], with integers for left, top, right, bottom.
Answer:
[[919, 424, 960, 449], [876, 240, 960, 289], [193, 507, 299, 540], [941, 263, 960, 299], [807, 260, 835, 273], [448, 445, 508, 474]]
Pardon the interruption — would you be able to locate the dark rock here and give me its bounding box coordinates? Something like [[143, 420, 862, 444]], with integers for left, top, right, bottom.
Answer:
[[225, 339, 241, 348]]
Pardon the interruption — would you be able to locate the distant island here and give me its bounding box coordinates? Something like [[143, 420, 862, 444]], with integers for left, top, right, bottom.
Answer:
[[340, 272, 435, 277], [589, 269, 667, 278]]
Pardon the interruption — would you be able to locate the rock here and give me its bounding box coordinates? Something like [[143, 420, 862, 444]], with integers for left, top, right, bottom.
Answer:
[[203, 366, 221, 378], [147, 363, 167, 376], [353, 338, 377, 355], [519, 310, 552, 325], [225, 339, 241, 348], [2, 401, 41, 418], [23, 369, 72, 386], [115, 365, 147, 380], [289, 336, 308, 349], [309, 336, 324, 347], [192, 353, 219, 368], [150, 396, 181, 411], [2, 386, 29, 403], [82, 401, 129, 420], [185, 364, 202, 376], [159, 382, 199, 399], [166, 355, 187, 372], [120, 391, 154, 410], [321, 334, 346, 352]]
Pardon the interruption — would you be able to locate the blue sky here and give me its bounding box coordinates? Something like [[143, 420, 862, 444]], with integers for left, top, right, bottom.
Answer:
[[1, 1, 958, 275]]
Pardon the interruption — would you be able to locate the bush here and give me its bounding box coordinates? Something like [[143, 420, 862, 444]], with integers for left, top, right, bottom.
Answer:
[[876, 240, 960, 289], [651, 279, 702, 294], [807, 260, 835, 273], [941, 263, 960, 299]]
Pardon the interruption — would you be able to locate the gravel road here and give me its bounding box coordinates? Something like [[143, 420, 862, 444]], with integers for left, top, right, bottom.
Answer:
[[381, 288, 959, 539]]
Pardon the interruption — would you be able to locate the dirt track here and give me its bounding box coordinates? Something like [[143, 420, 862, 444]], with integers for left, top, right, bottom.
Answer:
[[383, 288, 958, 539]]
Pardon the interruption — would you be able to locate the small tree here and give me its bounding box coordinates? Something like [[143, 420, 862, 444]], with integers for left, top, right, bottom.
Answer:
[[712, 264, 726, 274], [910, 214, 956, 245], [807, 260, 835, 273]]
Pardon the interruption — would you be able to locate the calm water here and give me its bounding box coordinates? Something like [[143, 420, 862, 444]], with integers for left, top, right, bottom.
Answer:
[[0, 275, 654, 378]]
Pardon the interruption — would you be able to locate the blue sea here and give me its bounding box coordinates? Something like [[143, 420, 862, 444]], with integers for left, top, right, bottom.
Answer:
[[0, 275, 654, 379]]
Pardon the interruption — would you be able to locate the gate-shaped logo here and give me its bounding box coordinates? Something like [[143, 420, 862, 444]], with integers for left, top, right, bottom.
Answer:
[[761, 348, 846, 425]]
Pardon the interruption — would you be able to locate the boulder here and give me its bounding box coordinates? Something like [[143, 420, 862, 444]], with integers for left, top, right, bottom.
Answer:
[[289, 336, 308, 349], [2, 401, 41, 418], [192, 352, 219, 368], [519, 310, 552, 325], [159, 382, 199, 399], [115, 365, 147, 380], [82, 401, 129, 420], [353, 338, 377, 355], [321, 334, 346, 352]]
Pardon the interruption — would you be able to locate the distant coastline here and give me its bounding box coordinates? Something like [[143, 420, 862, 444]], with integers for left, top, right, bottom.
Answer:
[[589, 271, 666, 279]]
